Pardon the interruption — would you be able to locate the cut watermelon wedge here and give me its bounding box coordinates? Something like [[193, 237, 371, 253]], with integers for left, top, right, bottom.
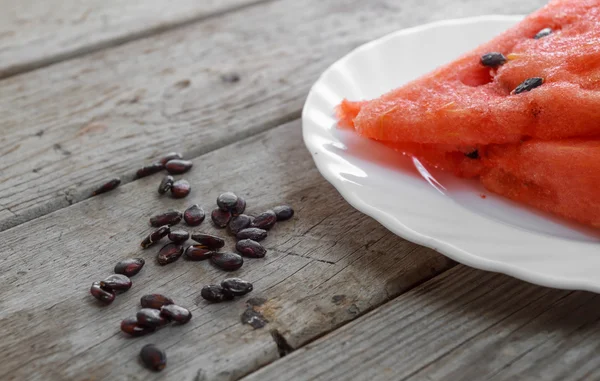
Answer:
[[337, 0, 600, 228]]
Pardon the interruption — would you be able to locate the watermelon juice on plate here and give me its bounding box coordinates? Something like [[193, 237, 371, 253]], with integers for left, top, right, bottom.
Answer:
[[303, 0, 600, 293]]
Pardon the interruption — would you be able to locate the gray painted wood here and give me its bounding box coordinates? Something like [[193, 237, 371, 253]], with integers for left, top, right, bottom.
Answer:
[[0, 0, 544, 232], [243, 265, 600, 381], [0, 0, 265, 78], [0, 121, 454, 380]]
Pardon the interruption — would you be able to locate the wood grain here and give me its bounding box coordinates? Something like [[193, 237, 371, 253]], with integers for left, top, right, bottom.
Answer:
[[0, 0, 266, 78], [0, 0, 545, 232], [243, 265, 600, 381], [0, 121, 454, 380]]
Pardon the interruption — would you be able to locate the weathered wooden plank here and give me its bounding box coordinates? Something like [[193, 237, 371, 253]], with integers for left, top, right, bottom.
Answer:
[[0, 121, 454, 380], [0, 0, 544, 232], [243, 265, 600, 381], [0, 0, 266, 78]]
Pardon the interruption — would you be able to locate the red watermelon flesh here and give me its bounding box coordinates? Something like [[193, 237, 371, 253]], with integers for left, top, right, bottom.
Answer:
[[481, 140, 600, 227], [339, 0, 600, 145], [336, 0, 600, 228]]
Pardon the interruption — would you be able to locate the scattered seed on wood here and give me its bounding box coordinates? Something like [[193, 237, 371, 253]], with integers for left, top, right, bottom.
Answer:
[[183, 204, 205, 226], [121, 317, 156, 337], [136, 162, 164, 178], [141, 294, 174, 310], [90, 281, 115, 304], [171, 179, 191, 198], [217, 192, 239, 211], [534, 27, 553, 39], [273, 205, 294, 221], [480, 52, 507, 68], [241, 307, 268, 329], [157, 175, 174, 195], [160, 152, 183, 166], [137, 308, 169, 328], [165, 159, 193, 175], [168, 229, 189, 243], [250, 210, 277, 230], [236, 228, 267, 241], [149, 210, 182, 227], [92, 178, 121, 196], [184, 245, 213, 261], [221, 73, 241, 83], [141, 225, 171, 249], [221, 278, 253, 296], [114, 258, 145, 277], [100, 274, 132, 293], [140, 344, 167, 371], [512, 77, 544, 95], [201, 285, 234, 302], [229, 214, 252, 235], [157, 243, 184, 265], [211, 208, 232, 228], [190, 233, 225, 249], [160, 304, 192, 324], [232, 197, 247, 216], [236, 239, 266, 258], [210, 252, 244, 271]]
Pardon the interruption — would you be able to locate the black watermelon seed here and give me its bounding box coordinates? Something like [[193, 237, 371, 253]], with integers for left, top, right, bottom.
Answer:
[[92, 178, 121, 196], [157, 243, 184, 265], [160, 152, 183, 166], [121, 317, 155, 337], [140, 294, 174, 310], [140, 344, 167, 372], [210, 252, 244, 271], [136, 162, 164, 178], [90, 281, 115, 304], [229, 214, 252, 235], [465, 149, 479, 159], [165, 159, 193, 175], [250, 210, 277, 230], [149, 210, 182, 227], [114, 258, 145, 277], [221, 278, 253, 296], [160, 304, 192, 324], [141, 225, 171, 249], [158, 175, 174, 195], [201, 285, 234, 302], [480, 52, 507, 68], [168, 229, 189, 243], [217, 192, 239, 211], [232, 197, 246, 216], [184, 245, 214, 261], [534, 27, 553, 39], [190, 233, 225, 249], [236, 228, 267, 242], [211, 208, 232, 228], [512, 77, 544, 95], [171, 179, 191, 198], [273, 205, 294, 221], [236, 239, 266, 258], [100, 274, 132, 293], [183, 204, 205, 226], [137, 308, 169, 328]]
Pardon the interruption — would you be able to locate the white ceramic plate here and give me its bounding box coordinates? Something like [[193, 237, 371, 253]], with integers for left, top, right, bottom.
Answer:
[[303, 15, 600, 293]]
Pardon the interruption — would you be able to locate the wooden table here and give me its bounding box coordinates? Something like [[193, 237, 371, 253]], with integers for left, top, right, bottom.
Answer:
[[3, 1, 598, 380]]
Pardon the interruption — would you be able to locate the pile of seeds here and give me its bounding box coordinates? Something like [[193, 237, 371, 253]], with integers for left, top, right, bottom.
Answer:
[[201, 277, 253, 303], [87, 151, 296, 372], [121, 294, 191, 337]]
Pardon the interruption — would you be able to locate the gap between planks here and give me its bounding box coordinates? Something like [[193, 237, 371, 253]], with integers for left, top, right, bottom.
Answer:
[[0, 0, 276, 80]]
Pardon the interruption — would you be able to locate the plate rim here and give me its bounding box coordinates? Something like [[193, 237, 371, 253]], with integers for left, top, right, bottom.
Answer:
[[302, 14, 600, 293]]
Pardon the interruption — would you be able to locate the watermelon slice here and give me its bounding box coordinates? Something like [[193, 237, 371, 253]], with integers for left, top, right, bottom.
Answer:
[[337, 0, 600, 228]]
